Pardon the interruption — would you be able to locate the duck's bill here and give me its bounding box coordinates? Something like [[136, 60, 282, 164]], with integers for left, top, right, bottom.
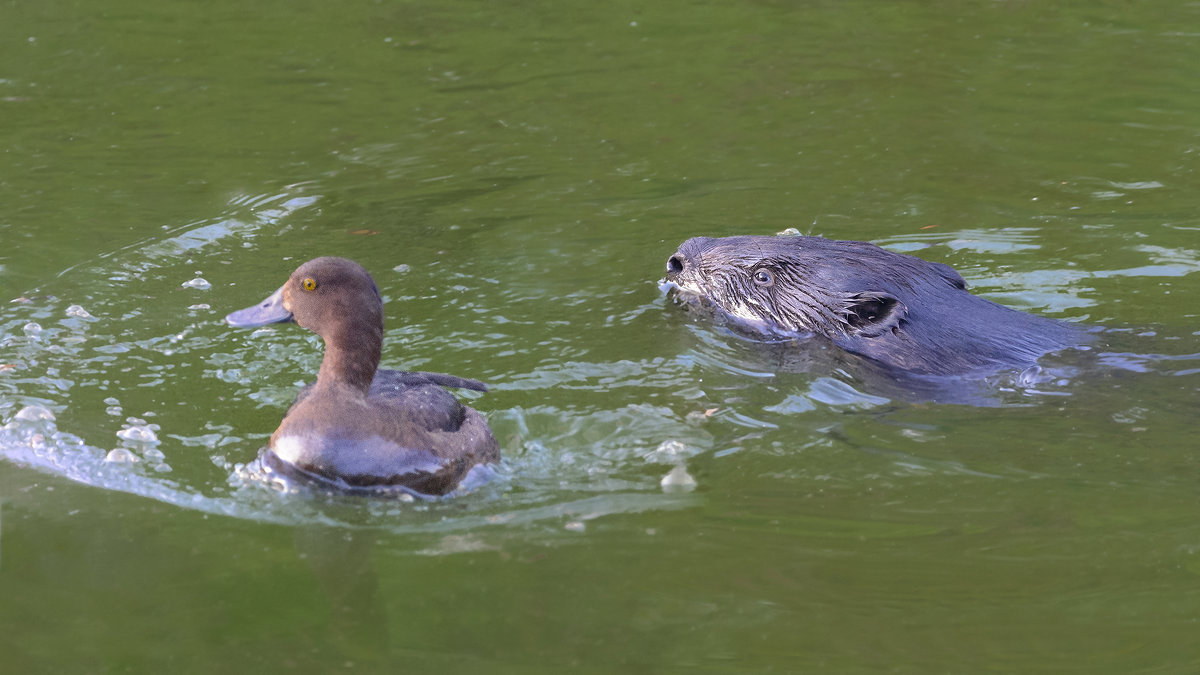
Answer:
[[225, 285, 294, 327]]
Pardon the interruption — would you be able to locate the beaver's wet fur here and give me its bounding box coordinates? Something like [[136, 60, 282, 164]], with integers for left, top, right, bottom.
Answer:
[[664, 235, 1092, 376]]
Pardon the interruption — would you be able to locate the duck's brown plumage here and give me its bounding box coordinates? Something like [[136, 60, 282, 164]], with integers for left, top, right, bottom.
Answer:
[[226, 256, 499, 496]]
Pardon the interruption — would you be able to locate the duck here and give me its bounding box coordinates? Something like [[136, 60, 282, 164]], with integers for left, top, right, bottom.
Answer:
[[225, 256, 499, 497]]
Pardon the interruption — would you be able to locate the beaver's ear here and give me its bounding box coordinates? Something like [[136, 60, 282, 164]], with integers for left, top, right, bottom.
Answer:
[[843, 292, 905, 338]]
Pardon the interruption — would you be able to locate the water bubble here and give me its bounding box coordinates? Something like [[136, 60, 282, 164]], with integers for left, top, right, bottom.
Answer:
[[14, 405, 55, 422], [116, 426, 158, 443], [660, 465, 697, 492], [116, 418, 160, 444], [104, 448, 140, 463], [23, 322, 42, 336], [181, 277, 211, 290], [646, 439, 692, 464], [102, 396, 123, 416], [564, 521, 586, 532], [656, 439, 686, 455], [65, 304, 92, 318]]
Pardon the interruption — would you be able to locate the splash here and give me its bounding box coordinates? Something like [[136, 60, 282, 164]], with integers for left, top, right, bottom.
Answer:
[[0, 186, 701, 530]]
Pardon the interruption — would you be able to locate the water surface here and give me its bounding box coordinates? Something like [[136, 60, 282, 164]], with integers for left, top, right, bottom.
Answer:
[[2, 1, 1199, 672]]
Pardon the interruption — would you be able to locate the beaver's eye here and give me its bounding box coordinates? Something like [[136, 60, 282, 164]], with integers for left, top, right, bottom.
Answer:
[[752, 269, 774, 286], [301, 277, 318, 292]]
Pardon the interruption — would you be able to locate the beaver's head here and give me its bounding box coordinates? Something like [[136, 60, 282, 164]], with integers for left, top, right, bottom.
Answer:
[[663, 234, 1084, 375], [665, 235, 967, 339]]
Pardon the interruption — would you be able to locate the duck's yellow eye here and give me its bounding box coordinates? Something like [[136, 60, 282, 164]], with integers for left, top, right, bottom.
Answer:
[[302, 277, 318, 292]]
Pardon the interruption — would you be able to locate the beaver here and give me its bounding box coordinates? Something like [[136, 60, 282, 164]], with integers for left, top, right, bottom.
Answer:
[[663, 235, 1093, 376]]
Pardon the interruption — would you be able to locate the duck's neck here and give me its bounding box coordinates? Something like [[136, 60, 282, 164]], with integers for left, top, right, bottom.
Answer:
[[314, 323, 382, 395]]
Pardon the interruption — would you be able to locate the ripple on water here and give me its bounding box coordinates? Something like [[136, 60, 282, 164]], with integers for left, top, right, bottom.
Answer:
[[0, 185, 705, 532], [5, 180, 1196, 539]]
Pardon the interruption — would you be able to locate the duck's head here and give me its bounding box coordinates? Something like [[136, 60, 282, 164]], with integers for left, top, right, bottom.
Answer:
[[226, 256, 384, 341]]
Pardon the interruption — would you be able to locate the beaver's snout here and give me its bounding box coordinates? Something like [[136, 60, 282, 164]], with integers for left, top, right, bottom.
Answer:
[[667, 238, 710, 280], [665, 253, 686, 278]]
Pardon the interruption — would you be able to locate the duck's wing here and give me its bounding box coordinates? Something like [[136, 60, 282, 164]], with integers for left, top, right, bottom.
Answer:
[[372, 369, 489, 393], [280, 369, 488, 419]]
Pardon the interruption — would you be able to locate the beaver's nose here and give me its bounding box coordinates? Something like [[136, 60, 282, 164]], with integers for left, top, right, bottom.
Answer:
[[666, 252, 688, 279]]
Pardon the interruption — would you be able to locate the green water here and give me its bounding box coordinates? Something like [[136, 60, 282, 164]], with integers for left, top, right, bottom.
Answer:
[[2, 0, 1199, 672]]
